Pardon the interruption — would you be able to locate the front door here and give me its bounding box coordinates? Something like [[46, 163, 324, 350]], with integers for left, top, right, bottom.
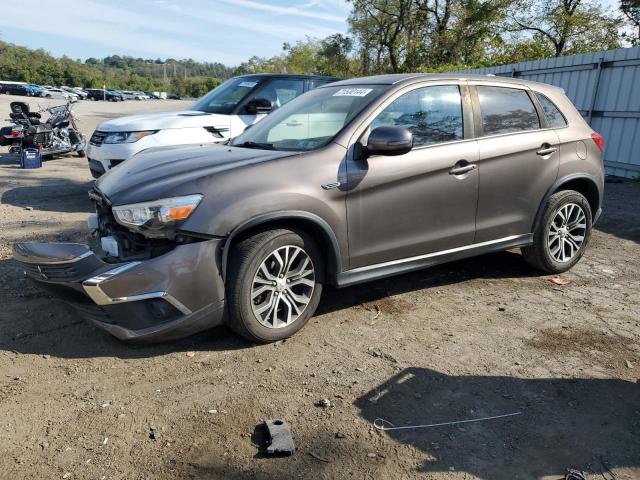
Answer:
[[346, 84, 479, 269]]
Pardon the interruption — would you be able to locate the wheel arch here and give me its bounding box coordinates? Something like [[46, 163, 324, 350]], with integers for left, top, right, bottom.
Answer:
[[532, 173, 601, 232], [221, 211, 343, 285]]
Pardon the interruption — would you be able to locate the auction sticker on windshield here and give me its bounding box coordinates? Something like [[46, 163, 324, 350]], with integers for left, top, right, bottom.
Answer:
[[239, 81, 258, 88], [333, 88, 373, 97]]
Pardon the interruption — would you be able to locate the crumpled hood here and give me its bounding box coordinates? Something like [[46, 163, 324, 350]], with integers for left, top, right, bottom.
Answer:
[[95, 110, 231, 132], [95, 143, 299, 205]]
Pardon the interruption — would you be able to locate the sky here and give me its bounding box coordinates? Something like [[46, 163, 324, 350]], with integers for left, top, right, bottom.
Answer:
[[0, 0, 351, 66]]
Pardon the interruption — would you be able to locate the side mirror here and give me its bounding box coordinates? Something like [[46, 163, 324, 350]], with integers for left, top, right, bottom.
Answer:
[[365, 126, 413, 157], [245, 98, 272, 115]]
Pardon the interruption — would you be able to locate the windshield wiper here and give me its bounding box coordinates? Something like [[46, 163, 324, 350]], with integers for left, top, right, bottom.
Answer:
[[233, 141, 276, 150]]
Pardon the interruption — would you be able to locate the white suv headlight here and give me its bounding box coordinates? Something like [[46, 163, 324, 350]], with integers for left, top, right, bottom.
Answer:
[[103, 130, 157, 144], [112, 195, 203, 230]]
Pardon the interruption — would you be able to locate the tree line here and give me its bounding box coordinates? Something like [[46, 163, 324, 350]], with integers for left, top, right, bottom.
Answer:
[[0, 0, 638, 96], [239, 0, 639, 76], [0, 42, 231, 97]]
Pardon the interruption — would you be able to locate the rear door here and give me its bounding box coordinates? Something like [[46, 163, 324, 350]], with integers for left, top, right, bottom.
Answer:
[[471, 84, 560, 242]]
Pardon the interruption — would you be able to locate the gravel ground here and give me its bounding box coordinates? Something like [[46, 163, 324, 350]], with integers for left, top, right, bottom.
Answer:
[[0, 94, 638, 480]]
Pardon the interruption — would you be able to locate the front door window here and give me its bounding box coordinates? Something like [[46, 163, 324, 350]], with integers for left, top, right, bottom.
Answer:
[[371, 85, 464, 147]]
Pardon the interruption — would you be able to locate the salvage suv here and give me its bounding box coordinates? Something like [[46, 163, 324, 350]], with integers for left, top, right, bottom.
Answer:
[[14, 74, 604, 343], [86, 74, 338, 178]]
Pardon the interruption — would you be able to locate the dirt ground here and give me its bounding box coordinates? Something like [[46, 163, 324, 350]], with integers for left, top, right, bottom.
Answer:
[[0, 94, 638, 480]]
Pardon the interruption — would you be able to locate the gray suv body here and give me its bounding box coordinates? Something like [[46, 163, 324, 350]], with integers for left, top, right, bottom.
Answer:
[[14, 74, 604, 343]]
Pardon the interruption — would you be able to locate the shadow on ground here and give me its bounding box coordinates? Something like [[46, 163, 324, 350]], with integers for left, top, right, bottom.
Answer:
[[594, 179, 640, 244], [1, 181, 94, 213], [317, 249, 537, 316], [354, 368, 640, 479], [0, 250, 540, 360]]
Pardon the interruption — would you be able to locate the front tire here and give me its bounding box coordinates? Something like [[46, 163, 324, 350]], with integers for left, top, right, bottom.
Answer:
[[226, 228, 323, 343], [522, 190, 592, 273]]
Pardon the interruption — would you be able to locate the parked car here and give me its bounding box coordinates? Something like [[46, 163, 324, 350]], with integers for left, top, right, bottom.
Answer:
[[120, 91, 138, 100], [61, 86, 88, 100], [26, 84, 47, 97], [85, 88, 123, 102], [124, 91, 148, 100], [42, 87, 77, 100], [109, 90, 126, 101], [14, 74, 604, 343], [0, 82, 29, 96], [85, 74, 338, 177]]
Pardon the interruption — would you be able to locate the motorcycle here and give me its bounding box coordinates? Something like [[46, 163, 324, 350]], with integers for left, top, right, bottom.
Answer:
[[0, 99, 86, 157]]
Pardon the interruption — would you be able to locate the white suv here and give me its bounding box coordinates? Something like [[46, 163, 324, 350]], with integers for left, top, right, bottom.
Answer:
[[87, 74, 338, 178]]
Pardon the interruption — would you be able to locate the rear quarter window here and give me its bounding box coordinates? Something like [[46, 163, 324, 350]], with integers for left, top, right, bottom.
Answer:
[[476, 86, 540, 136], [535, 92, 568, 128]]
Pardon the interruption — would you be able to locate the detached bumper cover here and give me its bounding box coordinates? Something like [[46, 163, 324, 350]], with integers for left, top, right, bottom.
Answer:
[[13, 240, 225, 341]]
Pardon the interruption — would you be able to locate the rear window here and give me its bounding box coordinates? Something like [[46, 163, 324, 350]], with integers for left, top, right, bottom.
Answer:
[[535, 92, 567, 128], [477, 86, 540, 136]]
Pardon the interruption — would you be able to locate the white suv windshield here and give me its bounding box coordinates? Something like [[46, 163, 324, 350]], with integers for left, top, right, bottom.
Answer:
[[192, 77, 262, 114], [231, 85, 388, 151]]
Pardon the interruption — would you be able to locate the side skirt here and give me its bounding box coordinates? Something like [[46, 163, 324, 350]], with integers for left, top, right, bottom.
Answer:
[[335, 234, 533, 288]]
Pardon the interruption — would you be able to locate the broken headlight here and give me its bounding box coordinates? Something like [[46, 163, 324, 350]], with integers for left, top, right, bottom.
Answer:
[[112, 194, 202, 237]]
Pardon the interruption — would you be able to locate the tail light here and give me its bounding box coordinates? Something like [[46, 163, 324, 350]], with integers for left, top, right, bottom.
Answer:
[[10, 129, 22, 138], [591, 132, 605, 152]]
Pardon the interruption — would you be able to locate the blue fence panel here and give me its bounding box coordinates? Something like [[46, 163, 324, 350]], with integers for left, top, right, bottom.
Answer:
[[457, 46, 640, 178]]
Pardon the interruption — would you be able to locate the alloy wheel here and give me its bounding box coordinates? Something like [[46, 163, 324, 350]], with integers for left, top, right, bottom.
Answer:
[[547, 202, 587, 262], [250, 245, 315, 328]]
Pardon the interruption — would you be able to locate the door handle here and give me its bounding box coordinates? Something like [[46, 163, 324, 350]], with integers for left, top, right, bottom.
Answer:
[[449, 162, 477, 175], [536, 145, 558, 156]]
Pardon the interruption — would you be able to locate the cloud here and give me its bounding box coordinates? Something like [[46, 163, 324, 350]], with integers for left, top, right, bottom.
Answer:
[[0, 0, 350, 64], [153, 1, 341, 41], [217, 0, 346, 22], [0, 0, 241, 63]]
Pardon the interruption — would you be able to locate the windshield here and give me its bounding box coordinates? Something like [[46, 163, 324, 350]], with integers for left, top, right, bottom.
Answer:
[[230, 85, 388, 151], [192, 77, 262, 114]]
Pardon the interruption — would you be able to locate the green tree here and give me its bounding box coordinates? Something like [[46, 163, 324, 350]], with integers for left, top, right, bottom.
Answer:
[[282, 39, 321, 74], [317, 33, 355, 76], [621, 0, 640, 44], [508, 0, 622, 57], [348, 0, 507, 73], [0, 40, 233, 97]]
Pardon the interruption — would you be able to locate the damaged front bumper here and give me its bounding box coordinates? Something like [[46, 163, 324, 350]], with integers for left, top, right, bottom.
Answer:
[[13, 240, 226, 342]]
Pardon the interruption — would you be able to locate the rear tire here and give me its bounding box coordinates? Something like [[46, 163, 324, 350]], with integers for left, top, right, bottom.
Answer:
[[522, 190, 592, 273], [226, 228, 323, 343], [76, 149, 86, 158]]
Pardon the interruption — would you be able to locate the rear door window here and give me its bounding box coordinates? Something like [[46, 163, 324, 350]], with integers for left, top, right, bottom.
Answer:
[[370, 85, 464, 147], [476, 86, 540, 136], [535, 92, 567, 128]]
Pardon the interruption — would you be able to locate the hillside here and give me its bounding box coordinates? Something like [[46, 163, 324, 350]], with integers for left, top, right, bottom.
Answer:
[[0, 41, 235, 97]]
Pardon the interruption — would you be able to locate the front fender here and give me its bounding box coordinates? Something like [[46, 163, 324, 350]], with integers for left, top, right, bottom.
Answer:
[[179, 143, 349, 277], [219, 210, 343, 282]]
